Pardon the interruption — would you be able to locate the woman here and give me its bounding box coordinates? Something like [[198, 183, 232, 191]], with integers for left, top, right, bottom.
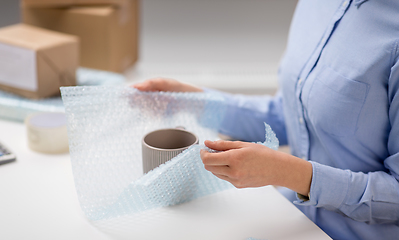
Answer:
[[134, 0, 399, 239]]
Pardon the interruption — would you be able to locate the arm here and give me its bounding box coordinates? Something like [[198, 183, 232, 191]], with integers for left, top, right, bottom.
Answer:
[[133, 78, 288, 145], [296, 60, 399, 225], [201, 59, 399, 225], [204, 88, 288, 144]]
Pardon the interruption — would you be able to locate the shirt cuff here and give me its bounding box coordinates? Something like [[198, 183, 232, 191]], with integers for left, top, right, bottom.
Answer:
[[294, 161, 351, 211]]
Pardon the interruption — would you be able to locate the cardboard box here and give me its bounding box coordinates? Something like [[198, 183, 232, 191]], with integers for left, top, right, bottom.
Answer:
[[22, 1, 139, 72], [22, 0, 129, 8], [0, 24, 79, 99]]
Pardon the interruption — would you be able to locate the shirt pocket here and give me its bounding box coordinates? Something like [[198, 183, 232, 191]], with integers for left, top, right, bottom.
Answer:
[[306, 66, 369, 137]]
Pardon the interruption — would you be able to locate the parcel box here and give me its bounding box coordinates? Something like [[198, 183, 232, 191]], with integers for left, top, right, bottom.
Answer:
[[22, 0, 129, 8], [0, 24, 78, 99], [23, 1, 139, 73]]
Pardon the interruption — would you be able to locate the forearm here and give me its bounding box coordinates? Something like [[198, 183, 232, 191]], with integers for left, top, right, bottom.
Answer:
[[203, 88, 288, 144], [297, 160, 399, 225], [273, 151, 313, 196]]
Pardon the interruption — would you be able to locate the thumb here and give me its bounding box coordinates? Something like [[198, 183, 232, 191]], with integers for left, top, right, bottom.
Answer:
[[131, 82, 148, 91], [204, 140, 243, 151]]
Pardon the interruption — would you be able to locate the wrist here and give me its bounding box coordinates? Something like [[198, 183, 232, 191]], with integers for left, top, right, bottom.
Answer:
[[276, 152, 313, 196]]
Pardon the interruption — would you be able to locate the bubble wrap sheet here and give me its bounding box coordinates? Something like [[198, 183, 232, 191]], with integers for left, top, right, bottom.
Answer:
[[61, 86, 279, 222]]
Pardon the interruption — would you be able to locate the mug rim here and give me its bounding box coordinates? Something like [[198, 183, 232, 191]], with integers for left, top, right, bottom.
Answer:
[[142, 128, 199, 151]]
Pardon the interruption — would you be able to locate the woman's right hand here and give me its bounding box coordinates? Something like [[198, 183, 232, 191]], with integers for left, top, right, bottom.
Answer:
[[132, 77, 203, 92]]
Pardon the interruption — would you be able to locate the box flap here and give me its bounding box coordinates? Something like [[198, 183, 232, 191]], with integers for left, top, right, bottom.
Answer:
[[0, 24, 78, 51], [22, 0, 128, 7], [68, 6, 115, 16]]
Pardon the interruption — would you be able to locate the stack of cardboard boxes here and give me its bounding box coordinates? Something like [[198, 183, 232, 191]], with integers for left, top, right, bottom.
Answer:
[[0, 0, 138, 99], [22, 0, 139, 73]]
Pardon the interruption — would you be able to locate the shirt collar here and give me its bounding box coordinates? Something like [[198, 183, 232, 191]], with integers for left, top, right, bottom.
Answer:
[[354, 0, 369, 7]]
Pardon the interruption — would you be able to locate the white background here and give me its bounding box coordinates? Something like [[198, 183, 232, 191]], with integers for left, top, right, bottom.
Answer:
[[0, 0, 297, 93]]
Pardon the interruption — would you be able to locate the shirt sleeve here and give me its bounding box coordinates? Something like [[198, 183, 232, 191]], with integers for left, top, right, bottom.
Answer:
[[295, 59, 399, 225], [203, 88, 288, 145]]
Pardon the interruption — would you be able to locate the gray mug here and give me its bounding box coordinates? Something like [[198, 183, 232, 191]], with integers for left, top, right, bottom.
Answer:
[[142, 128, 199, 174]]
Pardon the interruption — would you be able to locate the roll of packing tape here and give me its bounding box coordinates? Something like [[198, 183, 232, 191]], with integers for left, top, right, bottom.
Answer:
[[25, 112, 69, 154]]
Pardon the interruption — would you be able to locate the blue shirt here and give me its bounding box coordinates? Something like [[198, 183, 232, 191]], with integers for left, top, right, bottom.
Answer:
[[206, 0, 399, 239]]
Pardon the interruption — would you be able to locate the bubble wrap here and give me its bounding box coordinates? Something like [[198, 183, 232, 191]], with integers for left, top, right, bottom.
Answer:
[[60, 86, 279, 221]]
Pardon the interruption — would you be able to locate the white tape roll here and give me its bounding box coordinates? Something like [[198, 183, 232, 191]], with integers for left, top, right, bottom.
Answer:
[[25, 112, 69, 154]]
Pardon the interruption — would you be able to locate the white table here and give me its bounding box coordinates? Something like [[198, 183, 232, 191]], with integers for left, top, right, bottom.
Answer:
[[0, 118, 331, 240]]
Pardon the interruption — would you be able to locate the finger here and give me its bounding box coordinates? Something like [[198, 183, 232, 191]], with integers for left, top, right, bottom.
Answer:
[[132, 78, 166, 92], [131, 82, 143, 89], [200, 149, 231, 166], [204, 165, 231, 176], [132, 81, 153, 91], [204, 140, 244, 151], [133, 78, 203, 93], [212, 173, 232, 183]]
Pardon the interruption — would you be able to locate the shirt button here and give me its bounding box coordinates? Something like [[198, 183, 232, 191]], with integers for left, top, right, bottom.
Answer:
[[299, 117, 304, 124], [298, 78, 303, 85], [302, 156, 307, 160], [342, 1, 348, 7]]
